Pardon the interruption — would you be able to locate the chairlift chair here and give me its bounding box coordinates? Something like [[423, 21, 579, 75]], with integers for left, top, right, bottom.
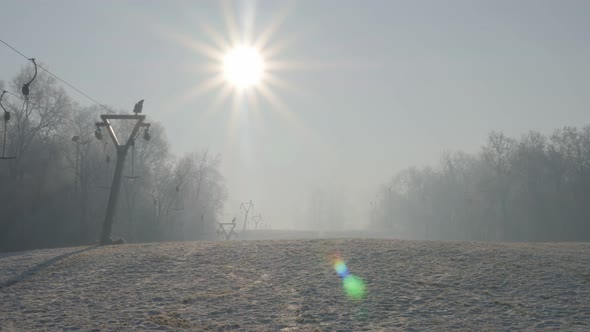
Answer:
[[0, 91, 16, 160], [124, 138, 140, 180], [0, 58, 38, 160], [21, 58, 37, 99], [96, 142, 111, 189]]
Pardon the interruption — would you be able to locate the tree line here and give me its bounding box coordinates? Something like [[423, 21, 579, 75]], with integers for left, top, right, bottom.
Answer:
[[0, 66, 227, 252], [372, 127, 590, 242]]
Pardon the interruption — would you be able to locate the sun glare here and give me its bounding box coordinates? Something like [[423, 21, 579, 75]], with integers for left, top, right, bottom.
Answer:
[[159, 2, 320, 172], [162, 1, 301, 122], [223, 46, 264, 89]]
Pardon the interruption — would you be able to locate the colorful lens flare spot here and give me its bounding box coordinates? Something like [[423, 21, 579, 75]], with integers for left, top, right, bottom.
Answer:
[[330, 253, 367, 301], [334, 261, 349, 278], [343, 275, 366, 300]]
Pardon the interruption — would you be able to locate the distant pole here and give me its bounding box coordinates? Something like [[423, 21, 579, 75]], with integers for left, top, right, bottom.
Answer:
[[240, 200, 254, 232], [388, 185, 393, 226], [72, 136, 80, 193], [251, 213, 262, 230]]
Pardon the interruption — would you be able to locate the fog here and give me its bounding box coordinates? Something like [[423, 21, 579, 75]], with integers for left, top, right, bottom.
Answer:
[[1, 1, 590, 251]]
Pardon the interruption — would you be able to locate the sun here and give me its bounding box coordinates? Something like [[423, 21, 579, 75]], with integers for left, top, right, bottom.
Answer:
[[159, 1, 301, 120], [223, 46, 264, 89]]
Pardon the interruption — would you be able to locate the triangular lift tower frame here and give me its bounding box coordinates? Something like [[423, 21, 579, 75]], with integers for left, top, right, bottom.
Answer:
[[94, 100, 150, 245]]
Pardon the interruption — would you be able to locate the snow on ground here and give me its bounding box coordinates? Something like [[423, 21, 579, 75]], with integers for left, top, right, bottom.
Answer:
[[1, 239, 589, 331]]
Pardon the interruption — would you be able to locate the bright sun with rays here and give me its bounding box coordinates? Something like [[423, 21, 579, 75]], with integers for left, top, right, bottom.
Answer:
[[223, 46, 265, 89], [162, 0, 306, 136]]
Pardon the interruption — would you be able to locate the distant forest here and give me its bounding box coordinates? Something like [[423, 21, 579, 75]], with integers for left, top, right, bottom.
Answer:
[[0, 66, 227, 252], [372, 127, 590, 242], [3, 65, 589, 253]]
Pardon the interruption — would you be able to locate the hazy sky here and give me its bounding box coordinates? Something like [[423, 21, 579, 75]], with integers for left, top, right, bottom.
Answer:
[[1, 0, 589, 229]]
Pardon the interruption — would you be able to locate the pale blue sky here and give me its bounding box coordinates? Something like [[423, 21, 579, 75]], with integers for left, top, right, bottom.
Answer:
[[1, 0, 589, 229]]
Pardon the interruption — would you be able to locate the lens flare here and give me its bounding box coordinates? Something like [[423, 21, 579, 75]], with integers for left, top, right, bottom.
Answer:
[[330, 253, 367, 301], [334, 260, 349, 278], [343, 275, 366, 300]]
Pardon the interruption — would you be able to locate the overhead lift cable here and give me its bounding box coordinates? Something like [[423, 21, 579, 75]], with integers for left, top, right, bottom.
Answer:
[[0, 38, 115, 114]]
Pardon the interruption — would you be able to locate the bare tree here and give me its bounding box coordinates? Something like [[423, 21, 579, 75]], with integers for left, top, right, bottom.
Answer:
[[6, 66, 72, 183]]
